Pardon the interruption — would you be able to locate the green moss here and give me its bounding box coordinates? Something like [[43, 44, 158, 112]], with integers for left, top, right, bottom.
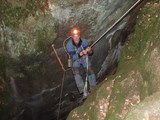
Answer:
[[33, 27, 56, 53], [105, 1, 160, 119], [1, 3, 26, 27], [0, 0, 46, 28], [106, 80, 130, 120], [121, 1, 160, 59], [119, 1, 159, 75], [126, 1, 160, 97]]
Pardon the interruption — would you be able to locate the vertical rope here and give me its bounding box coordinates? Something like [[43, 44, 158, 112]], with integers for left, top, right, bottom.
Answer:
[[83, 55, 89, 97], [51, 44, 67, 120], [57, 71, 66, 120]]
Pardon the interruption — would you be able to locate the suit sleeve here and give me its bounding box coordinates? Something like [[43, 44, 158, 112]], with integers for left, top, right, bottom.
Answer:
[[82, 39, 93, 56]]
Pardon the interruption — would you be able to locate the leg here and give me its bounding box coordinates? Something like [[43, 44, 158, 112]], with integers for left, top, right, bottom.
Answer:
[[72, 60, 84, 94], [88, 66, 96, 90]]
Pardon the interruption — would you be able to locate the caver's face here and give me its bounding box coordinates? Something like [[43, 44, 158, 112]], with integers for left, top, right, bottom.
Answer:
[[72, 35, 80, 45]]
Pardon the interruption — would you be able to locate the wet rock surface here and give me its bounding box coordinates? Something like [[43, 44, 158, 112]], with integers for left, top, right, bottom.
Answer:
[[125, 92, 160, 120]]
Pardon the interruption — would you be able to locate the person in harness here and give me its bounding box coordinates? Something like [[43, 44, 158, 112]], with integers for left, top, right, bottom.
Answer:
[[66, 27, 96, 98]]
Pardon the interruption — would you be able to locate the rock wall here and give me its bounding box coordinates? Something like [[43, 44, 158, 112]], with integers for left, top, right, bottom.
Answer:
[[0, 0, 145, 119]]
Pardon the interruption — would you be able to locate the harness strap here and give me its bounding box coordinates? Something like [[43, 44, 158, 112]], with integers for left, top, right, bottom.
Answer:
[[75, 45, 84, 54]]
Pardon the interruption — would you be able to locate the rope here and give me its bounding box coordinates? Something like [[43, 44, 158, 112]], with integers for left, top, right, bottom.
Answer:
[[57, 71, 66, 120], [83, 54, 89, 97], [51, 44, 70, 120], [63, 36, 71, 59], [52, 44, 71, 71]]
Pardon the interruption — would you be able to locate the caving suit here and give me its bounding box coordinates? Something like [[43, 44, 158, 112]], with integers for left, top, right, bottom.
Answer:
[[66, 38, 96, 94]]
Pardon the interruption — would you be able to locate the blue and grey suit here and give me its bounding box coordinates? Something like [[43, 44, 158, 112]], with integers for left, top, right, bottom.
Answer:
[[66, 38, 96, 94]]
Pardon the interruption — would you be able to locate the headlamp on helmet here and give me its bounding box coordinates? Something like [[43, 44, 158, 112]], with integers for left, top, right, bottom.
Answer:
[[70, 27, 81, 36]]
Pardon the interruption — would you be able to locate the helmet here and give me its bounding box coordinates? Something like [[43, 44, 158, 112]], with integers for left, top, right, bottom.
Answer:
[[70, 27, 81, 36]]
